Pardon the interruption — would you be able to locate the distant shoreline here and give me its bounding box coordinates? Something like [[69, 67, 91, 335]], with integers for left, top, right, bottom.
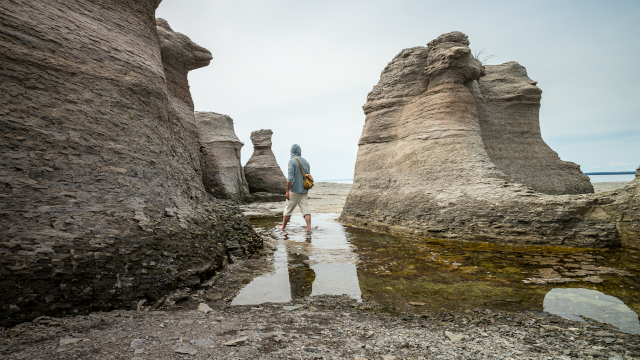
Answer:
[[584, 171, 636, 175]]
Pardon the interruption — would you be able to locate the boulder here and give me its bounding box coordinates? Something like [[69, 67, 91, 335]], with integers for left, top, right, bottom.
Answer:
[[474, 62, 594, 195], [195, 112, 250, 202], [244, 129, 287, 195], [0, 0, 261, 327], [340, 31, 639, 248]]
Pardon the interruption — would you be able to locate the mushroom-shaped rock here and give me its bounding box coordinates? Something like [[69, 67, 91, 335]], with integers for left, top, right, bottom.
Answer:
[[0, 1, 260, 327], [157, 18, 212, 117], [340, 31, 639, 248], [244, 129, 287, 195], [195, 112, 250, 202]]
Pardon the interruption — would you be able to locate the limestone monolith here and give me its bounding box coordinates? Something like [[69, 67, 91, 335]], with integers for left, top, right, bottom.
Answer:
[[340, 31, 639, 248], [0, 1, 260, 326]]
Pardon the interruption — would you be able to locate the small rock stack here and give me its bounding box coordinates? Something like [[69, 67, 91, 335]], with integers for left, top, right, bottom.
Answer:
[[244, 129, 287, 201]]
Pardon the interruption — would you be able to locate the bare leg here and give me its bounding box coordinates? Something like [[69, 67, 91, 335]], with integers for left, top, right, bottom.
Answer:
[[277, 215, 291, 230], [304, 214, 311, 231]]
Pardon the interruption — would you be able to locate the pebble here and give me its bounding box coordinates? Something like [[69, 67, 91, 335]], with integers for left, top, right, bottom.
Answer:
[[444, 330, 465, 342], [283, 305, 303, 311], [130, 339, 147, 347], [59, 338, 82, 346], [190, 338, 215, 347], [175, 344, 198, 355], [223, 336, 249, 346], [197, 303, 212, 313]]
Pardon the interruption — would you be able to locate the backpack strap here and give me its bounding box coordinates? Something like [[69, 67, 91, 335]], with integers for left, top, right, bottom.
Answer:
[[294, 157, 306, 176]]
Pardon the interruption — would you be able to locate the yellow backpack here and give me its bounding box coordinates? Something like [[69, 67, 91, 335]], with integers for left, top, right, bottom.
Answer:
[[294, 157, 314, 190]]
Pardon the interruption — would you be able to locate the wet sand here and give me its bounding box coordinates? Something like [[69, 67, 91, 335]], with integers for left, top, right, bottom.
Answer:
[[593, 181, 631, 193]]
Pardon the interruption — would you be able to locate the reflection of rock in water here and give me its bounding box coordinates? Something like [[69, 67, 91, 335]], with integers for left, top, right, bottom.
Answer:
[[286, 247, 316, 299], [543, 288, 640, 335]]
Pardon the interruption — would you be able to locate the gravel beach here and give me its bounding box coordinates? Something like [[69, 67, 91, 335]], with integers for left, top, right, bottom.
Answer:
[[1, 181, 637, 359]]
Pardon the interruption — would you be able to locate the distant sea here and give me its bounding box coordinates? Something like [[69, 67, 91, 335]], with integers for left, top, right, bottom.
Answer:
[[587, 174, 635, 183]]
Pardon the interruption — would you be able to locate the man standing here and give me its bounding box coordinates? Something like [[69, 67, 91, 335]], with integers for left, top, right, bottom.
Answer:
[[278, 144, 311, 231]]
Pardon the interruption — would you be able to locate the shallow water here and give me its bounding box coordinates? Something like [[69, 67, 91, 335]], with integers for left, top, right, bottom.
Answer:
[[236, 213, 640, 334]]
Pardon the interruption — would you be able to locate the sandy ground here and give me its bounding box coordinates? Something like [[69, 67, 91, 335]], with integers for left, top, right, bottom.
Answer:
[[240, 181, 630, 217], [240, 182, 352, 217], [593, 182, 630, 193]]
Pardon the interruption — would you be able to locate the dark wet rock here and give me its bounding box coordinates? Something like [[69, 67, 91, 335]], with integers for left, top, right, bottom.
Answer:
[[250, 192, 286, 202], [244, 129, 287, 195], [340, 31, 640, 249], [0, 0, 261, 327]]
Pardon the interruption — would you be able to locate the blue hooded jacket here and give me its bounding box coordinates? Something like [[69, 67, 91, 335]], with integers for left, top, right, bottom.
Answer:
[[287, 144, 310, 194]]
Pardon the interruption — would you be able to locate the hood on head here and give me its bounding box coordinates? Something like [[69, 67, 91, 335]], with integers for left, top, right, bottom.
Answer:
[[290, 144, 301, 158]]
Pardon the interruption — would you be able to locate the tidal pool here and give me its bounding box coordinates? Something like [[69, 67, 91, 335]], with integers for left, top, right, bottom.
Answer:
[[235, 213, 640, 334]]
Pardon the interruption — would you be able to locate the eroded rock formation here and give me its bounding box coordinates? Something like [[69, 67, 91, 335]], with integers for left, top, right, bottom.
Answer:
[[195, 112, 250, 202], [340, 31, 640, 249], [244, 129, 287, 197], [0, 0, 260, 326], [474, 62, 594, 195], [157, 19, 229, 199]]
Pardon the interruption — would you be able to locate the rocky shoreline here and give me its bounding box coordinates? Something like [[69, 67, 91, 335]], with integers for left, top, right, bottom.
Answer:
[[1, 225, 639, 359], [2, 296, 638, 359]]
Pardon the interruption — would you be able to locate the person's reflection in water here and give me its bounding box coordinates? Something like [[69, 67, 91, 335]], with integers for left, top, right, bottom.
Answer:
[[284, 234, 316, 299]]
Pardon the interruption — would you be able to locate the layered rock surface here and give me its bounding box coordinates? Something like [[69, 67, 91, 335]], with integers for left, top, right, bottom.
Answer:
[[340, 31, 639, 248], [244, 129, 287, 196], [474, 62, 593, 195], [195, 112, 250, 202], [0, 0, 260, 327]]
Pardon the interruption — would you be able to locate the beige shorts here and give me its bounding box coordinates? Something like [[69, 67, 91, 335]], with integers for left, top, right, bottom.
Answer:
[[283, 192, 310, 217]]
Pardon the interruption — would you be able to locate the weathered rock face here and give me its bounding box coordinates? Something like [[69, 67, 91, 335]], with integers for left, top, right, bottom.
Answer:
[[340, 31, 639, 249], [156, 19, 228, 200], [474, 62, 594, 195], [244, 129, 287, 195], [195, 112, 250, 202], [0, 0, 260, 327]]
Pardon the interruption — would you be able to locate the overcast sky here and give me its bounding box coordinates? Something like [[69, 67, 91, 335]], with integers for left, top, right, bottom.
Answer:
[[157, 0, 639, 180]]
